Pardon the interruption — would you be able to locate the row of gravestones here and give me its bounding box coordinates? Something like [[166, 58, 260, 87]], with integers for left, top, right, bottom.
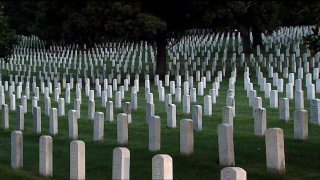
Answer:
[[245, 66, 319, 138], [3, 27, 317, 84], [9, 120, 286, 179], [0, 66, 290, 178], [246, 55, 320, 125]]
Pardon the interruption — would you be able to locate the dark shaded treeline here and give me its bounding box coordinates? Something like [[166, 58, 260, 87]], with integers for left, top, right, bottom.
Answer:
[[1, 1, 319, 75]]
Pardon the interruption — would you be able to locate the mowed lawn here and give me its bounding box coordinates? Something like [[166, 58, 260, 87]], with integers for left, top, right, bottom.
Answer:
[[0, 66, 320, 180]]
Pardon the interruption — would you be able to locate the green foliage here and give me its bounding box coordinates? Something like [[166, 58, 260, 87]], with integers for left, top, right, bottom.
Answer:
[[303, 2, 320, 54], [204, 1, 280, 35], [104, 2, 166, 41], [2, 1, 319, 63], [0, 2, 18, 60], [304, 26, 320, 54], [12, 1, 166, 48], [280, 1, 320, 26]]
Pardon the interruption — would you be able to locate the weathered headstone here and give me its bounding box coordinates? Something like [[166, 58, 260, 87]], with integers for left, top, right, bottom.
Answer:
[[58, 98, 65, 117], [218, 123, 235, 166], [165, 94, 172, 112], [295, 90, 304, 110], [152, 154, 173, 180], [33, 106, 41, 134], [39, 135, 53, 177], [285, 83, 293, 99], [2, 104, 9, 129], [254, 108, 266, 136], [222, 106, 233, 126], [180, 119, 194, 155], [167, 104, 176, 128], [21, 95, 27, 113], [146, 102, 155, 125], [270, 90, 278, 108], [192, 105, 202, 132], [117, 113, 128, 145], [294, 109, 308, 140], [149, 116, 161, 151], [112, 147, 130, 180], [74, 99, 81, 119], [70, 140, 85, 180], [265, 128, 285, 174], [204, 95, 212, 116], [279, 98, 290, 122], [16, 105, 24, 131], [94, 112, 104, 142], [45, 97, 51, 116], [123, 102, 132, 124], [183, 95, 190, 114], [310, 99, 320, 125], [11, 131, 23, 169], [190, 88, 197, 102], [115, 91, 122, 108], [49, 108, 58, 136], [221, 167, 247, 180], [106, 101, 114, 122], [175, 87, 181, 102], [263, 82, 271, 98], [68, 110, 78, 139], [307, 84, 315, 100]]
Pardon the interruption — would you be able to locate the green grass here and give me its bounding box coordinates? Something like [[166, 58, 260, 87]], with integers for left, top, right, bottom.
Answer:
[[0, 66, 320, 180]]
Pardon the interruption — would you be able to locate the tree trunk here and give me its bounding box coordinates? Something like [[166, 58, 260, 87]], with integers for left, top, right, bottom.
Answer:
[[252, 27, 263, 48], [242, 33, 251, 55], [156, 35, 167, 78]]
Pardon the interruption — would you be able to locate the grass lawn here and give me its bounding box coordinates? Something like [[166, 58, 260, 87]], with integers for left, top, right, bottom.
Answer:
[[0, 64, 319, 180]]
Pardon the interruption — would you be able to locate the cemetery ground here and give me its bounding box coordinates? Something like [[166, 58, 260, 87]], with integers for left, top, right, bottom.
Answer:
[[0, 67, 320, 179]]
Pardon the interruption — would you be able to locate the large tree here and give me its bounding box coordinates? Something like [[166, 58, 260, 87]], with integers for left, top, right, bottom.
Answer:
[[0, 2, 18, 60], [302, 2, 320, 54], [5, 1, 206, 76], [204, 1, 281, 53], [4, 1, 318, 74]]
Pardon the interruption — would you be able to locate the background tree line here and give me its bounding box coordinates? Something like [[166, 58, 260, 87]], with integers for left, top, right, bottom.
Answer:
[[0, 1, 319, 75]]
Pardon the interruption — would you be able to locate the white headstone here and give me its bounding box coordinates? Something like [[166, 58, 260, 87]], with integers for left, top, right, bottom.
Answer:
[[112, 147, 130, 180], [11, 131, 23, 169], [58, 98, 65, 117], [94, 112, 104, 142], [254, 108, 266, 136], [88, 100, 95, 120], [2, 104, 9, 129], [106, 101, 114, 122], [279, 98, 290, 122], [117, 113, 128, 145], [180, 119, 194, 155], [223, 106, 233, 126], [70, 140, 85, 179], [265, 128, 285, 174], [49, 108, 58, 136], [152, 154, 173, 180], [270, 90, 278, 108], [39, 135, 53, 177], [294, 109, 308, 140], [68, 110, 78, 139], [149, 116, 161, 151], [33, 106, 41, 134], [204, 95, 212, 116], [192, 105, 202, 132], [183, 95, 190, 114], [221, 167, 247, 180], [167, 104, 176, 128], [218, 123, 234, 166], [16, 105, 24, 131], [310, 99, 320, 125]]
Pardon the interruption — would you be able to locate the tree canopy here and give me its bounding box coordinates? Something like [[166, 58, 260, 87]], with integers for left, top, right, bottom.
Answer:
[[1, 1, 319, 73], [0, 2, 18, 61]]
